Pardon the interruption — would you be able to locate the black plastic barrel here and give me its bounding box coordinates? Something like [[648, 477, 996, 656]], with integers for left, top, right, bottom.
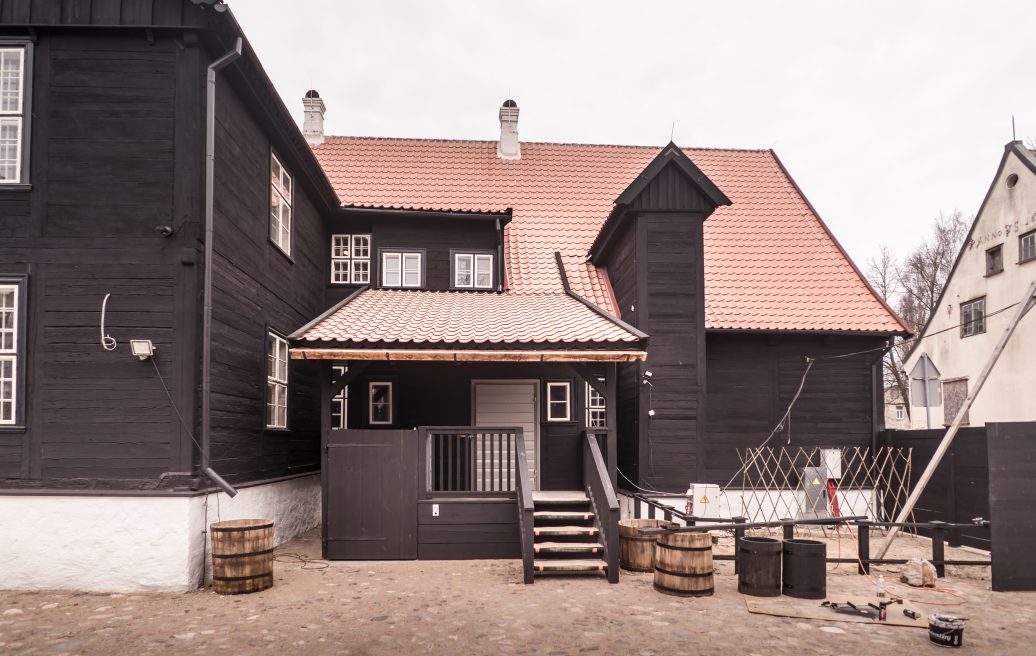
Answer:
[[782, 538, 827, 599], [737, 536, 782, 597]]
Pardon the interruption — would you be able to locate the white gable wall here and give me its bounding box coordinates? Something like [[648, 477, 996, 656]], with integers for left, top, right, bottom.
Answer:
[[905, 146, 1036, 428]]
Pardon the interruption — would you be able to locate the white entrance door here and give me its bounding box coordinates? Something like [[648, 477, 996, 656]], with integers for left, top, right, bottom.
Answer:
[[473, 381, 539, 489]]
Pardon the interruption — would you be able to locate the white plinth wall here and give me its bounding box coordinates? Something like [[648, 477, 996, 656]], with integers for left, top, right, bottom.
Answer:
[[0, 474, 320, 593]]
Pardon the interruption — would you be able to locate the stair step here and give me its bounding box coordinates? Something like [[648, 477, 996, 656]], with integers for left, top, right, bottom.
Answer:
[[534, 558, 608, 574], [532, 491, 589, 505], [534, 525, 599, 537], [534, 541, 604, 555], [534, 510, 595, 521]]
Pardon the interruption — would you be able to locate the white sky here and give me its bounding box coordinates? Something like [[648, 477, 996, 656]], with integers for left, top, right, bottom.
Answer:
[[230, 0, 1036, 267]]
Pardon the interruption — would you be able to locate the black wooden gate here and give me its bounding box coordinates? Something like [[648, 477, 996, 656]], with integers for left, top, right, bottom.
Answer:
[[988, 422, 1036, 592], [324, 429, 419, 560]]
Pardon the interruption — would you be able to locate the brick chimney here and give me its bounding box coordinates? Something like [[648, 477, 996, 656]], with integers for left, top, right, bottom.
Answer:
[[497, 99, 520, 160], [302, 89, 326, 146]]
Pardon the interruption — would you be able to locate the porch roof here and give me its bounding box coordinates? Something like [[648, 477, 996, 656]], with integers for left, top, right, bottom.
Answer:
[[289, 288, 646, 358]]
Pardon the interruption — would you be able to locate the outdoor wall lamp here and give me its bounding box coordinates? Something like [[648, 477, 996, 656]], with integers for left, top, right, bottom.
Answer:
[[130, 339, 155, 361]]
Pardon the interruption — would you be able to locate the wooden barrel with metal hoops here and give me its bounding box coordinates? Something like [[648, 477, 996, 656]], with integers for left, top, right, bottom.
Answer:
[[653, 531, 714, 596], [620, 519, 677, 572], [210, 519, 274, 595]]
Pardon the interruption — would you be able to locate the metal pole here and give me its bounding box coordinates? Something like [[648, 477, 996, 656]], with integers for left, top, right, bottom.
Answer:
[[921, 354, 931, 429], [876, 279, 1036, 558]]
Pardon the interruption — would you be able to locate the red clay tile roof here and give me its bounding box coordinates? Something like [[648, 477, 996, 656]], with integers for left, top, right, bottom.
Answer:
[[311, 137, 908, 334], [295, 290, 642, 346]]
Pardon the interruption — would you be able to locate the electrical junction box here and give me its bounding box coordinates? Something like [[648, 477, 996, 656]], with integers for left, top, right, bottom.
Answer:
[[797, 466, 830, 519], [821, 448, 842, 480], [690, 483, 721, 517]]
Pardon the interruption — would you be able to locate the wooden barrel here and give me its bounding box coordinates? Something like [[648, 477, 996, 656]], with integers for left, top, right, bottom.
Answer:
[[211, 519, 274, 595], [782, 538, 827, 599], [737, 536, 781, 597], [620, 519, 676, 572], [653, 531, 714, 597]]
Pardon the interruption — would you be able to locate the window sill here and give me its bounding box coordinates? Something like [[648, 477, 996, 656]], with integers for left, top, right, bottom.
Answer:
[[1019, 257, 1036, 265], [268, 240, 295, 265], [264, 427, 291, 435], [0, 425, 27, 433], [0, 184, 31, 192], [983, 270, 1003, 278]]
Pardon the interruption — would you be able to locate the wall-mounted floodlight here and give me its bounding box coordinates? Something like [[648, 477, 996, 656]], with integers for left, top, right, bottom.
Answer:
[[130, 339, 155, 360]]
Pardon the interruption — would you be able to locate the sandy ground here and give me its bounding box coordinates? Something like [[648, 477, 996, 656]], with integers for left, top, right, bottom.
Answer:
[[1, 528, 1034, 655]]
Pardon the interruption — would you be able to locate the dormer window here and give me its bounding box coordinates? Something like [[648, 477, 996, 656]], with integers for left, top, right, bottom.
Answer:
[[331, 234, 371, 284], [381, 251, 423, 288], [452, 252, 494, 290]]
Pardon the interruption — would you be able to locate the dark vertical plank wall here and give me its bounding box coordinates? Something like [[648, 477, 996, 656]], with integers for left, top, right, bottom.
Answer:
[[704, 333, 887, 484], [0, 30, 201, 481], [207, 73, 328, 483], [0, 0, 206, 27]]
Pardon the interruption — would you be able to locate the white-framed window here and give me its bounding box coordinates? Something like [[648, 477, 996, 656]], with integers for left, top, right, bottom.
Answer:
[[331, 234, 371, 284], [369, 381, 393, 425], [331, 364, 348, 429], [1021, 230, 1036, 263], [0, 284, 17, 424], [381, 251, 422, 288], [0, 47, 26, 184], [895, 405, 905, 421], [585, 379, 606, 428], [265, 331, 289, 429], [546, 381, 571, 422], [960, 297, 985, 338], [453, 253, 494, 289], [269, 152, 293, 255]]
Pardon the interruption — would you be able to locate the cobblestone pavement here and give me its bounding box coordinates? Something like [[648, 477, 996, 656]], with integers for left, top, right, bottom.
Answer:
[[2, 529, 1034, 655]]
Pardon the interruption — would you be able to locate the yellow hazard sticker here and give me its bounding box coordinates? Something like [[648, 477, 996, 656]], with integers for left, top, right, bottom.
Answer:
[[812, 478, 821, 485], [699, 495, 710, 504]]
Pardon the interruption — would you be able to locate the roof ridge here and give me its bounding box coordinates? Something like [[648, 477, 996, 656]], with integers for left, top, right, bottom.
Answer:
[[317, 134, 771, 153]]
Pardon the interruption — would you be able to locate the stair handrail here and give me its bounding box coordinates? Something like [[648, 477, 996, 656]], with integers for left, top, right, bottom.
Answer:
[[513, 427, 535, 584], [583, 431, 619, 583]]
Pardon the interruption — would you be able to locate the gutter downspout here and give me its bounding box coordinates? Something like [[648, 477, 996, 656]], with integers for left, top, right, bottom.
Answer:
[[870, 337, 894, 457], [201, 38, 243, 498]]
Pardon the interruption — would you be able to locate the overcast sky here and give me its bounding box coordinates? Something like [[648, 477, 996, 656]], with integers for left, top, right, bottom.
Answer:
[[231, 0, 1036, 268]]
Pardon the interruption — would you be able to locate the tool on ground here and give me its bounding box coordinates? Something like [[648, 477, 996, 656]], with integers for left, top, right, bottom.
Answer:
[[904, 609, 920, 620]]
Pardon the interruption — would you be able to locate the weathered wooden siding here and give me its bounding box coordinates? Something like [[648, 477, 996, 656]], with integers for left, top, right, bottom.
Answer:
[[0, 0, 208, 27], [207, 69, 328, 482], [0, 31, 199, 481], [416, 499, 519, 559], [639, 213, 706, 490], [703, 333, 886, 484]]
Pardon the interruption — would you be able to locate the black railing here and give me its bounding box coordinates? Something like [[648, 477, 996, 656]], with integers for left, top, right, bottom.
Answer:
[[422, 427, 519, 495], [584, 431, 619, 583], [514, 428, 535, 584]]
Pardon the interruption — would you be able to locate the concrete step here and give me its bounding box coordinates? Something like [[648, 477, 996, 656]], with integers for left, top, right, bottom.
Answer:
[[533, 510, 595, 522], [532, 490, 590, 505], [533, 525, 599, 538], [534, 558, 608, 574], [534, 541, 604, 555]]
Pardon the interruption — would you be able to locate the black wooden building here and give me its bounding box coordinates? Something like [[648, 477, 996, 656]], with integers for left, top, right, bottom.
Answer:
[[0, 0, 908, 588]]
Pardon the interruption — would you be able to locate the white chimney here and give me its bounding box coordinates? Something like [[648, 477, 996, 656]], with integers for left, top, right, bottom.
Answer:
[[497, 99, 520, 160], [302, 89, 326, 146]]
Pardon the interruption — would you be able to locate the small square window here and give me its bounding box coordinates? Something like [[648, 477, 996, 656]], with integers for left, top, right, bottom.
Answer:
[[369, 382, 393, 425], [895, 405, 905, 421], [1021, 231, 1036, 263], [453, 252, 494, 289], [986, 245, 1003, 276], [960, 297, 985, 338], [546, 381, 571, 422]]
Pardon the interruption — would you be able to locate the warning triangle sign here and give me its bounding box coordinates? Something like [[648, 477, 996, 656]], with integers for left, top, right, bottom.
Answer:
[[699, 495, 710, 504]]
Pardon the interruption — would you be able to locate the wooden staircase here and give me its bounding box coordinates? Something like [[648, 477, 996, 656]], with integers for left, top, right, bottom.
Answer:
[[531, 491, 608, 577]]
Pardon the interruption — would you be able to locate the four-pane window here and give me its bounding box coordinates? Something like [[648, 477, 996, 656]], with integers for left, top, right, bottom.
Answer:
[[0, 285, 16, 424], [454, 253, 494, 289], [546, 381, 571, 422], [270, 153, 293, 255], [369, 382, 393, 425], [382, 252, 422, 288], [585, 380, 606, 428], [331, 234, 371, 284], [331, 365, 348, 429], [1021, 230, 1036, 263], [960, 297, 985, 338], [266, 332, 289, 429], [0, 47, 25, 184]]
